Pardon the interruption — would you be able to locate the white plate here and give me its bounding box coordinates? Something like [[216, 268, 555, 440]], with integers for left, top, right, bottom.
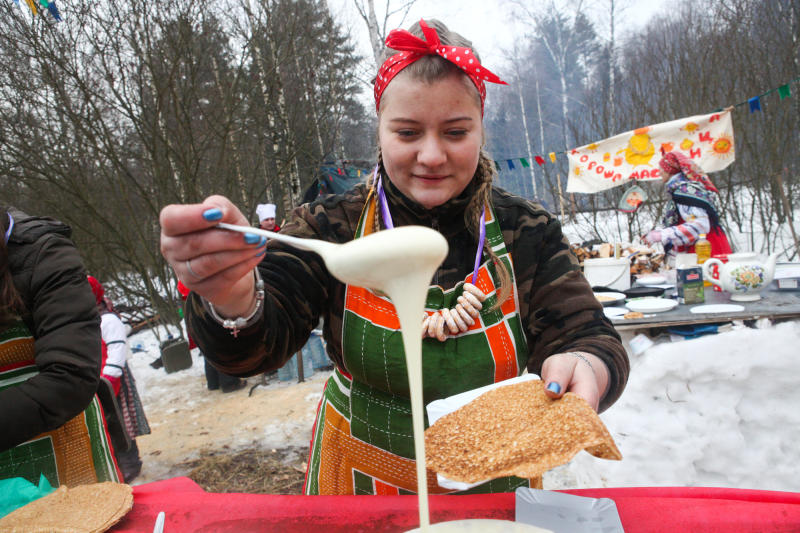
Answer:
[[603, 306, 628, 318], [636, 274, 667, 285], [594, 291, 626, 306], [690, 304, 745, 314], [625, 297, 678, 313]]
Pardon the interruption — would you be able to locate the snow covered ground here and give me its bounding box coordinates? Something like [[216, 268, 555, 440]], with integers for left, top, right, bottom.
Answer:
[[127, 317, 800, 492], [547, 320, 800, 491]]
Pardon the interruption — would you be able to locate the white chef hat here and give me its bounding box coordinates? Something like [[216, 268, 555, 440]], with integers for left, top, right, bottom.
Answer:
[[256, 203, 276, 222]]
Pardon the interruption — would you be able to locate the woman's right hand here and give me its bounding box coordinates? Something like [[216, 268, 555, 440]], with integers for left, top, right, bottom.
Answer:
[[160, 195, 267, 317]]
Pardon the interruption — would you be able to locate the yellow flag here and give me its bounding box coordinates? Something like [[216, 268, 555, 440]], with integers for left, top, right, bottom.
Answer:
[[548, 152, 556, 163], [25, 0, 38, 15]]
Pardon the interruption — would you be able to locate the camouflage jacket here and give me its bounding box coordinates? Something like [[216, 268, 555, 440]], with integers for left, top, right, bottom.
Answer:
[[186, 179, 629, 411]]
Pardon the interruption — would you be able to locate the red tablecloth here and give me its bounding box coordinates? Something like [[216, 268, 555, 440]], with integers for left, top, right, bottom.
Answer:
[[113, 477, 800, 532]]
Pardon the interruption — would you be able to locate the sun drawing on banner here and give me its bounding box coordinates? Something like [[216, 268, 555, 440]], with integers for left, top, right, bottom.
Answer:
[[617, 127, 655, 166], [710, 134, 734, 159]]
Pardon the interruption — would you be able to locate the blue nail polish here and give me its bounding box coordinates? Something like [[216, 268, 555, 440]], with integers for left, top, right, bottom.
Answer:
[[258, 236, 267, 247], [256, 248, 267, 257], [244, 233, 260, 244], [546, 382, 562, 394], [202, 208, 222, 221]]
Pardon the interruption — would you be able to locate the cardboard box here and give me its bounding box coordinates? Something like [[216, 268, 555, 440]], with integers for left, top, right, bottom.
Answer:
[[677, 266, 705, 304]]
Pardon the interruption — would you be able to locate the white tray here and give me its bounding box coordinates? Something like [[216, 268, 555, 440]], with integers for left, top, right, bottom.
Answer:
[[625, 297, 678, 313], [690, 304, 745, 314]]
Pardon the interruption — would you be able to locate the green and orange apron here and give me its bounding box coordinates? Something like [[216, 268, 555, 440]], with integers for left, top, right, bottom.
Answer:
[[0, 319, 120, 487], [304, 195, 538, 495]]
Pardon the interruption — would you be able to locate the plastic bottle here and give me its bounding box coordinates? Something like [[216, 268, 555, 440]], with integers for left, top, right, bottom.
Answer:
[[695, 234, 712, 286]]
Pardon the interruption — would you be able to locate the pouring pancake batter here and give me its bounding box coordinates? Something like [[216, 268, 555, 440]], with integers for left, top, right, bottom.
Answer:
[[160, 17, 629, 504]]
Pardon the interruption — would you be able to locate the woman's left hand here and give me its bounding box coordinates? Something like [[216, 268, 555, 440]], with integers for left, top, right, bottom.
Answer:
[[540, 352, 610, 411], [643, 229, 662, 246]]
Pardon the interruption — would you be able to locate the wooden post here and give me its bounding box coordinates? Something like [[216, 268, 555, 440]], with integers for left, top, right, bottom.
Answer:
[[296, 351, 305, 383], [556, 172, 566, 220]]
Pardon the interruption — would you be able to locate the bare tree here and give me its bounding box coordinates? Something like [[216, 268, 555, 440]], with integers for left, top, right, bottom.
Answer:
[[352, 0, 416, 68]]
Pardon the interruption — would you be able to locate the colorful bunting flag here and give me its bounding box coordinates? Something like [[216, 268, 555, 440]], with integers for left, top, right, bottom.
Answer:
[[24, 0, 38, 15], [47, 0, 61, 21], [487, 78, 796, 174]]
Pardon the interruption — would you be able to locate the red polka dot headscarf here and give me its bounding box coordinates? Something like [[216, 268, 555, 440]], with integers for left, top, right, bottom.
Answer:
[[373, 19, 507, 115]]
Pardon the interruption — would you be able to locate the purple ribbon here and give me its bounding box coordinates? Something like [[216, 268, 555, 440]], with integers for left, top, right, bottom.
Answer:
[[471, 208, 486, 285], [4, 213, 14, 245], [375, 170, 394, 230], [376, 175, 485, 283]]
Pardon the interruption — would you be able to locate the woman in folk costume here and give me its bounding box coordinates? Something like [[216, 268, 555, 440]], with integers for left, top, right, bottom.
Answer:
[[87, 276, 150, 483], [644, 150, 733, 256], [160, 19, 629, 495], [0, 207, 120, 486]]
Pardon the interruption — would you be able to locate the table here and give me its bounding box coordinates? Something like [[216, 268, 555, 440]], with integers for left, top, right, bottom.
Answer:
[[112, 477, 800, 532], [610, 284, 800, 331]]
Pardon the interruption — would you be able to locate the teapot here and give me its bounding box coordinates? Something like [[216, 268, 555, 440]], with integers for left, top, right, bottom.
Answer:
[[703, 252, 778, 301]]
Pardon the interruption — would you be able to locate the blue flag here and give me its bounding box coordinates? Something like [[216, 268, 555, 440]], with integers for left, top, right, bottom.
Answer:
[[48, 1, 61, 21], [748, 96, 761, 113]]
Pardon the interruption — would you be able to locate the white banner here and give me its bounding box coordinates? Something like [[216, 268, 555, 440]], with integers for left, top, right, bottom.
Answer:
[[566, 109, 735, 193]]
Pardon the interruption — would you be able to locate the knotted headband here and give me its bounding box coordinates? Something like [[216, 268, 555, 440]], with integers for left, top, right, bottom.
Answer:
[[373, 19, 507, 114], [659, 150, 719, 193]]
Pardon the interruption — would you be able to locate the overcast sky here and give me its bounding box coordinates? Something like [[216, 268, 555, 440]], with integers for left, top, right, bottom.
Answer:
[[328, 0, 671, 73]]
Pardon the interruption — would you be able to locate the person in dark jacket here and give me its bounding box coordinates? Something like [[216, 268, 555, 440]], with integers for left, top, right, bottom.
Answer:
[[0, 207, 120, 485], [160, 19, 629, 495]]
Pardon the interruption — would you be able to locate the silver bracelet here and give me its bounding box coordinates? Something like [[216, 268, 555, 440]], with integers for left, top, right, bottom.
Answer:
[[205, 269, 265, 337], [567, 352, 597, 379]]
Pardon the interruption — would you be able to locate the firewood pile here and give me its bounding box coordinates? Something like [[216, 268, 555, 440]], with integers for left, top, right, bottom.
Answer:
[[571, 243, 666, 275]]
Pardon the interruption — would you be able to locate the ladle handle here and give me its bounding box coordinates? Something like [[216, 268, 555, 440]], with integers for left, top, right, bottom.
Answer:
[[216, 222, 331, 255]]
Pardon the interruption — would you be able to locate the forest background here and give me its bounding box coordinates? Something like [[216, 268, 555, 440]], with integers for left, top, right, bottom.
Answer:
[[1, 0, 798, 335]]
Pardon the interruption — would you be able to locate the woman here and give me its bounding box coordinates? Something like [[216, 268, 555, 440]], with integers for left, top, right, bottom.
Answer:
[[88, 276, 150, 482], [0, 207, 120, 486], [160, 19, 629, 495], [644, 150, 733, 256]]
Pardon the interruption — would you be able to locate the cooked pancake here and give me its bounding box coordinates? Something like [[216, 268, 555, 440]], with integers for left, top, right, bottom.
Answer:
[[0, 482, 133, 533], [425, 379, 621, 483]]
